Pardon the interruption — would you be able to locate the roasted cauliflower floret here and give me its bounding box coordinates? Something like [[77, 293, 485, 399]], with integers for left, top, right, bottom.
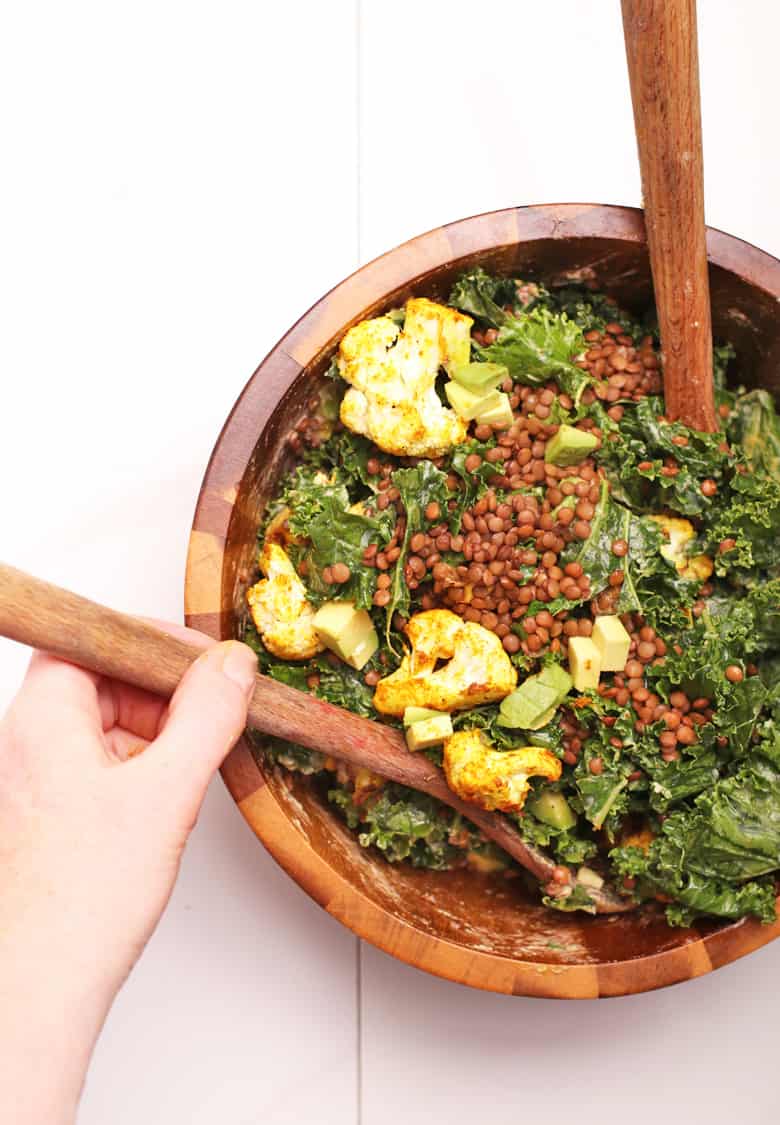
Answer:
[[443, 730, 562, 813], [649, 515, 714, 582], [338, 297, 472, 458], [247, 542, 324, 660], [373, 609, 517, 716]]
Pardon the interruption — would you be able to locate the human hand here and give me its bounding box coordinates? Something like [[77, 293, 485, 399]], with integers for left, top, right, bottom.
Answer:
[[0, 629, 257, 1125]]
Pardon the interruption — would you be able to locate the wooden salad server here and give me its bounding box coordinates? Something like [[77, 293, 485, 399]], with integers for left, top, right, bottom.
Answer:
[[622, 0, 717, 432], [0, 562, 631, 914]]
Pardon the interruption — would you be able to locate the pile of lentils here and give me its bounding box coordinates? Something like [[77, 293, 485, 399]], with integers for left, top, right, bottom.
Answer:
[[295, 315, 723, 764]]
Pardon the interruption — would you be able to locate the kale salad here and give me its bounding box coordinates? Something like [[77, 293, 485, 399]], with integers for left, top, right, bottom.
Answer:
[[243, 268, 780, 927]]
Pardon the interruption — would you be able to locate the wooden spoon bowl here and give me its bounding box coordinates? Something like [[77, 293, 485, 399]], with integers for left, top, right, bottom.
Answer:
[[185, 203, 780, 998]]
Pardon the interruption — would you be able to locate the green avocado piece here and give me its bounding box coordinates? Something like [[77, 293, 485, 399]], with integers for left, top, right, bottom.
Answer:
[[450, 361, 508, 394], [444, 381, 503, 421], [537, 663, 573, 697], [403, 706, 444, 727], [544, 424, 599, 467], [474, 392, 514, 429], [528, 790, 577, 830], [499, 680, 557, 729], [499, 664, 573, 729]]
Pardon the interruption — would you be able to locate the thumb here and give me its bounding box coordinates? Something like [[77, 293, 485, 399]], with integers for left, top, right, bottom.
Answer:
[[142, 640, 257, 801]]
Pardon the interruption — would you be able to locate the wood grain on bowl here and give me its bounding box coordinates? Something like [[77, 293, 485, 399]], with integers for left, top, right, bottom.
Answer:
[[185, 203, 780, 998]]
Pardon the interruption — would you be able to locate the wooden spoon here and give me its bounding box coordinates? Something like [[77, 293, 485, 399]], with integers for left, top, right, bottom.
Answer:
[[622, 0, 717, 432], [0, 562, 631, 914]]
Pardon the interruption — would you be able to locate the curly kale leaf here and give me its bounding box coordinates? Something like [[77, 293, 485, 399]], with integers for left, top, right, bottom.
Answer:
[[516, 808, 597, 865], [448, 267, 518, 328], [597, 397, 731, 516], [315, 661, 378, 718], [611, 753, 780, 925], [297, 494, 395, 610], [542, 883, 597, 915], [703, 467, 780, 578], [727, 387, 780, 477], [477, 306, 591, 402], [283, 428, 386, 501], [330, 783, 475, 869], [611, 843, 776, 927], [447, 439, 497, 523], [575, 761, 631, 833], [543, 286, 648, 340], [704, 580, 780, 660], [647, 605, 771, 757], [325, 430, 385, 487], [281, 469, 351, 537], [562, 480, 696, 626], [262, 738, 327, 775], [385, 463, 452, 646], [634, 749, 721, 813]]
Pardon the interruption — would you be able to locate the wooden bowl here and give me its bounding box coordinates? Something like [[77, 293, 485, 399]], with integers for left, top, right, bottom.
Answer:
[[185, 203, 780, 998]]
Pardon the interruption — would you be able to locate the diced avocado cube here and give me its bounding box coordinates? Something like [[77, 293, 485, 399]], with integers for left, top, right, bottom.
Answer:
[[403, 705, 444, 728], [528, 705, 557, 730], [545, 424, 599, 467], [474, 392, 514, 429], [528, 790, 577, 830], [500, 663, 572, 729], [536, 663, 573, 698], [568, 636, 602, 691], [313, 601, 379, 671], [405, 713, 453, 752], [499, 680, 558, 729], [450, 361, 508, 394], [445, 381, 503, 421], [348, 634, 380, 671], [592, 615, 631, 672]]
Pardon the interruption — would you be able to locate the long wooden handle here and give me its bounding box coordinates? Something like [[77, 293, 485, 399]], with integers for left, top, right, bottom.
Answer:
[[0, 563, 631, 913], [622, 0, 716, 432]]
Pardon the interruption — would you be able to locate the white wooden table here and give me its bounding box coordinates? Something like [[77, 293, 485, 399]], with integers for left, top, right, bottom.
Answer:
[[2, 3, 780, 1122]]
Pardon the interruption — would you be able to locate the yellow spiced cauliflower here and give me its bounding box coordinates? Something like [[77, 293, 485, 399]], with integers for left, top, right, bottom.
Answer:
[[372, 609, 517, 716], [337, 297, 472, 457], [247, 542, 324, 661], [443, 730, 562, 813]]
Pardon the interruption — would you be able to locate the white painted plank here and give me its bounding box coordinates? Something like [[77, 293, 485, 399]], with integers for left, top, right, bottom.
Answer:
[[0, 2, 360, 1122], [361, 939, 780, 1125], [359, 4, 780, 1123]]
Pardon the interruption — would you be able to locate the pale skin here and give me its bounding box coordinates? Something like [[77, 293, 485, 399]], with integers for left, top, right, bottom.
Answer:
[[0, 628, 258, 1125]]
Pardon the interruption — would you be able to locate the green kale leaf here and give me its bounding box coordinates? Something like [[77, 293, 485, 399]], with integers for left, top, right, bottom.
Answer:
[[300, 494, 395, 610], [562, 480, 697, 626], [477, 307, 591, 402], [516, 807, 597, 865], [448, 267, 517, 328], [612, 752, 780, 925], [597, 397, 730, 517], [635, 749, 721, 813], [385, 463, 452, 646], [260, 737, 327, 775], [702, 466, 780, 578], [447, 439, 497, 523], [727, 387, 780, 477], [330, 782, 477, 869]]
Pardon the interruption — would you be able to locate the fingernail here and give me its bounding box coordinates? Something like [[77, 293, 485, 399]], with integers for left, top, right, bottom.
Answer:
[[219, 641, 258, 698]]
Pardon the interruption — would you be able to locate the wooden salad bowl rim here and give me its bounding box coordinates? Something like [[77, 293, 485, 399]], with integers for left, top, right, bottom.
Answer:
[[185, 203, 780, 998]]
